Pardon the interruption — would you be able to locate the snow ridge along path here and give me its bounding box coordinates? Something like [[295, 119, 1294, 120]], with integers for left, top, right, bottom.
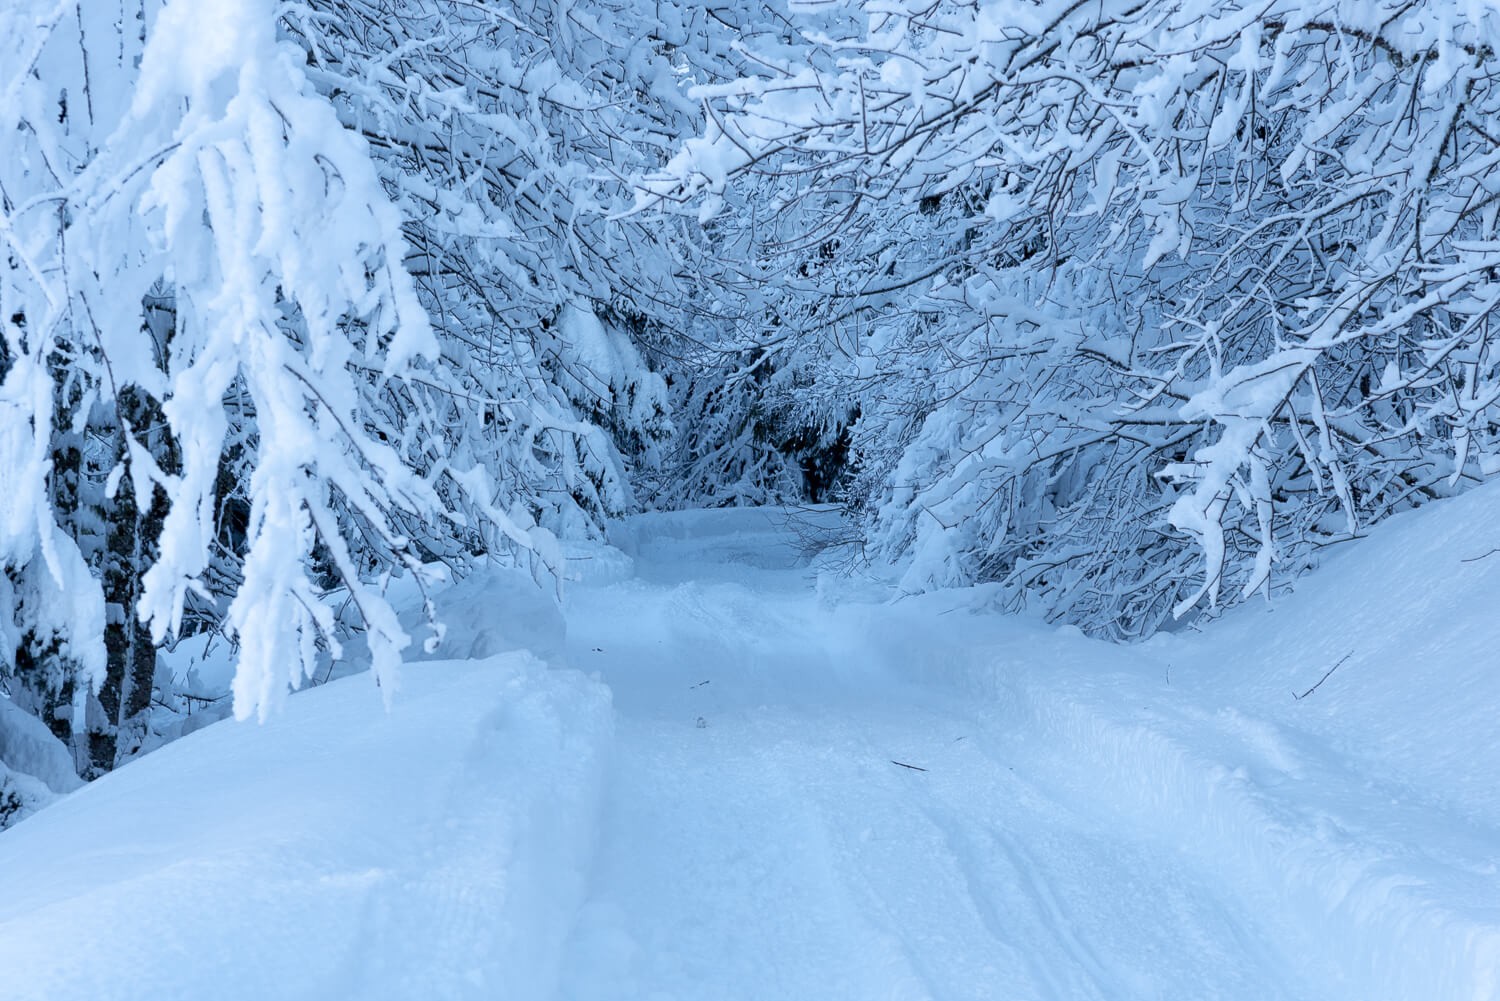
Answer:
[[4, 497, 1500, 1000]]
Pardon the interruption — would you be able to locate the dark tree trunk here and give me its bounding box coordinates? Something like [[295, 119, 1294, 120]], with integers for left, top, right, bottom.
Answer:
[[91, 380, 176, 774]]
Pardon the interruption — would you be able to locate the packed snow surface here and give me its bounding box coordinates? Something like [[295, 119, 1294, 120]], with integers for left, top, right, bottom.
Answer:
[[5, 493, 1500, 1000]]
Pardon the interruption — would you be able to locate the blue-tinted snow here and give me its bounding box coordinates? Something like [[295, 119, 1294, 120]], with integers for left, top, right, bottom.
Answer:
[[4, 489, 1499, 1000]]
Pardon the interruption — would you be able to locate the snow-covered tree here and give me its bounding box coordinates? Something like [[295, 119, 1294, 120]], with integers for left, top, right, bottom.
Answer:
[[650, 0, 1500, 636], [0, 0, 791, 790], [0, 0, 571, 782], [20, 0, 1496, 808]]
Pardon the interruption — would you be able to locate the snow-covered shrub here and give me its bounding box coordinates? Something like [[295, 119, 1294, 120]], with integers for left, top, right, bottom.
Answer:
[[0, 0, 567, 749], [0, 0, 790, 773], [650, 0, 1500, 637]]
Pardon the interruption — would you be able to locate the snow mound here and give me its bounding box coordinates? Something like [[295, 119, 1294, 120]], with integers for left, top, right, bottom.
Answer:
[[402, 565, 568, 666], [1172, 477, 1500, 830], [0, 695, 82, 829], [0, 653, 612, 1001], [561, 538, 637, 585], [866, 481, 1500, 1001], [0, 695, 80, 796]]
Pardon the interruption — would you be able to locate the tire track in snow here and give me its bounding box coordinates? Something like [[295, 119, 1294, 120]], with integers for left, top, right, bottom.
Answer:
[[560, 714, 941, 1001], [803, 703, 1309, 1001], [781, 734, 1038, 1001], [937, 673, 1500, 1001]]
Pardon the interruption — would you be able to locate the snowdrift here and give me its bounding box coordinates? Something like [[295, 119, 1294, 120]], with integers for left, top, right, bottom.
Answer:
[[0, 654, 612, 1001], [3, 487, 1498, 1001], [866, 481, 1500, 1001]]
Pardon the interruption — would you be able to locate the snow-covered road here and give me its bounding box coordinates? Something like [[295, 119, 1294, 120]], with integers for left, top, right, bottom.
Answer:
[[556, 506, 1500, 1001], [556, 513, 1305, 1001], [3, 500, 1500, 1000], [562, 609, 1297, 1000]]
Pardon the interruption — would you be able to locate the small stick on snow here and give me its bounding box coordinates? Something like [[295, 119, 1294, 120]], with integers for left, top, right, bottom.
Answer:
[[1294, 653, 1352, 701], [891, 760, 928, 772]]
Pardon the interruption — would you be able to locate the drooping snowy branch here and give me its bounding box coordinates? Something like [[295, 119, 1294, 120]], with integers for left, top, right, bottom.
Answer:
[[1, 0, 567, 726], [648, 0, 1500, 635]]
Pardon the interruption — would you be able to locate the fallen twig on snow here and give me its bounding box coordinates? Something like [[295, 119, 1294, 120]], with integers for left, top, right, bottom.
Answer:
[[1294, 653, 1352, 701]]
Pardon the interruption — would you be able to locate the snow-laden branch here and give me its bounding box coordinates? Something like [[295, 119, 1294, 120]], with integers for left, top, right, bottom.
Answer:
[[650, 0, 1500, 636]]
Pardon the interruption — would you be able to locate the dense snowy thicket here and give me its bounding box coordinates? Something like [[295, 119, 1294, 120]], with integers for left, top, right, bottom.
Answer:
[[0, 0, 741, 785], [6, 0, 1500, 801], [653, 0, 1500, 637]]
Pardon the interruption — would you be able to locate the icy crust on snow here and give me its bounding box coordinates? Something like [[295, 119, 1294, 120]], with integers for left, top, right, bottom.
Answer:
[[0, 653, 612, 1001], [862, 484, 1500, 1001]]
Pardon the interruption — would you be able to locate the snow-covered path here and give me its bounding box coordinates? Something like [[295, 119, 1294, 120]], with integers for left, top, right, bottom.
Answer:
[[556, 514, 1305, 1001], [4, 501, 1500, 1000]]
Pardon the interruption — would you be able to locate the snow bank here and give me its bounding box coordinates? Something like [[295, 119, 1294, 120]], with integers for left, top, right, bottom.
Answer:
[[401, 565, 569, 667], [0, 695, 80, 796], [0, 695, 81, 829], [865, 483, 1500, 1001], [0, 653, 612, 1001], [1168, 477, 1500, 830], [6, 493, 1496, 1000]]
